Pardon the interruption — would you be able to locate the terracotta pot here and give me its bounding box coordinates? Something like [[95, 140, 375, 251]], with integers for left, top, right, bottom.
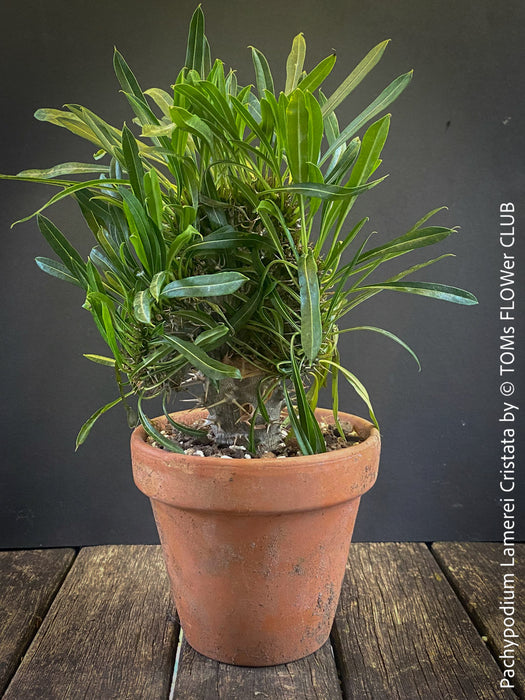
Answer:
[[131, 408, 380, 666]]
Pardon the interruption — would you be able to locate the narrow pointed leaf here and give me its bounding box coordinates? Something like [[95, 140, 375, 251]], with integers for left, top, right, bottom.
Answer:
[[144, 88, 174, 117], [285, 89, 309, 181], [35, 257, 84, 287], [339, 326, 421, 370], [321, 71, 412, 164], [356, 281, 478, 305], [251, 46, 275, 97], [76, 395, 124, 450], [285, 33, 306, 94], [321, 40, 390, 117], [143, 168, 163, 230], [113, 48, 147, 105], [358, 226, 455, 264], [162, 271, 248, 298], [133, 289, 153, 324], [162, 396, 208, 437], [283, 381, 315, 455], [298, 252, 322, 362], [18, 162, 110, 178], [348, 114, 390, 187], [185, 6, 206, 74], [269, 177, 386, 200], [36, 215, 86, 279], [162, 335, 242, 380], [305, 91, 323, 165], [322, 360, 378, 428], [289, 349, 326, 452], [83, 354, 116, 367], [299, 54, 337, 94], [13, 178, 127, 226], [149, 271, 168, 301], [121, 124, 145, 201], [137, 396, 184, 453]]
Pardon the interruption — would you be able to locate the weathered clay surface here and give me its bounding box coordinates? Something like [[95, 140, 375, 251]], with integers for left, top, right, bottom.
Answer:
[[131, 408, 380, 666]]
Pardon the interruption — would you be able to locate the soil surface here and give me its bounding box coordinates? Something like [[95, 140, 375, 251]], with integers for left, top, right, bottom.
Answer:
[[147, 416, 364, 459]]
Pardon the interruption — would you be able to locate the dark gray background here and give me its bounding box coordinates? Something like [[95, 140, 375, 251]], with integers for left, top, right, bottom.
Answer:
[[0, 0, 523, 547]]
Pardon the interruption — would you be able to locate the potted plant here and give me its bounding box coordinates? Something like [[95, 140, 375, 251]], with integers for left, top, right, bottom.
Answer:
[[2, 7, 476, 666]]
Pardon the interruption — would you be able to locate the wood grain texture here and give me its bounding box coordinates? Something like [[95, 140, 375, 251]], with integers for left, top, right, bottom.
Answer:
[[3, 545, 178, 700], [331, 542, 516, 700], [0, 548, 75, 695], [172, 637, 343, 699], [432, 542, 524, 698]]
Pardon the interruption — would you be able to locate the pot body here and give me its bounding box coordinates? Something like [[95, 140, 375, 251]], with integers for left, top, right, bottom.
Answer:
[[131, 408, 380, 666]]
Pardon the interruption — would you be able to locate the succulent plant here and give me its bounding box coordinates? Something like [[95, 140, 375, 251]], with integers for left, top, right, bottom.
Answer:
[[1, 6, 477, 454]]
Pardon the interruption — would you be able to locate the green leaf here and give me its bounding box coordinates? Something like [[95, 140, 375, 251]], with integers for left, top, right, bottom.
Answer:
[[348, 114, 390, 187], [83, 354, 116, 367], [250, 46, 275, 97], [141, 123, 176, 138], [322, 360, 378, 428], [121, 124, 145, 201], [305, 91, 323, 166], [18, 162, 110, 178], [282, 381, 315, 455], [298, 252, 322, 362], [34, 108, 102, 147], [322, 71, 413, 165], [325, 137, 360, 183], [185, 5, 206, 75], [289, 348, 326, 452], [195, 323, 230, 349], [170, 106, 214, 149], [119, 186, 165, 274], [339, 326, 421, 370], [100, 300, 122, 362], [231, 277, 276, 330], [358, 226, 455, 264], [299, 54, 337, 94], [36, 215, 87, 283], [143, 168, 163, 230], [76, 395, 124, 450], [162, 335, 242, 381], [133, 289, 153, 324], [12, 178, 127, 226], [149, 271, 168, 301], [186, 229, 273, 254], [355, 281, 478, 305], [137, 395, 185, 453], [269, 178, 386, 200], [285, 33, 307, 94], [321, 40, 390, 117], [144, 88, 174, 117], [162, 396, 208, 437], [113, 48, 147, 106], [35, 256, 84, 288], [162, 271, 248, 298], [285, 89, 309, 181], [408, 206, 448, 232]]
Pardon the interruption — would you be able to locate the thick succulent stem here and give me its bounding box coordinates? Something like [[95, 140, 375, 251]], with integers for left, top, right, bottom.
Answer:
[[204, 371, 284, 451]]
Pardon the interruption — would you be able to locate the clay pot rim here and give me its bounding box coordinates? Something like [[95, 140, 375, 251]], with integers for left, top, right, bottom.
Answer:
[[131, 407, 380, 472]]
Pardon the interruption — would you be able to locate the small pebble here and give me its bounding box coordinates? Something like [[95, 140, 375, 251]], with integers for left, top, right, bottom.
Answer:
[[220, 454, 233, 459], [244, 454, 252, 459], [193, 450, 205, 457]]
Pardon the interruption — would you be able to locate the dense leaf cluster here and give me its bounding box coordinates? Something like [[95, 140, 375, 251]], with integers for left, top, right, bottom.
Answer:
[[1, 7, 477, 453]]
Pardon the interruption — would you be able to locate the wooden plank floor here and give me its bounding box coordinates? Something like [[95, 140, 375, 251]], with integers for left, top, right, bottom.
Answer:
[[0, 543, 522, 699]]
